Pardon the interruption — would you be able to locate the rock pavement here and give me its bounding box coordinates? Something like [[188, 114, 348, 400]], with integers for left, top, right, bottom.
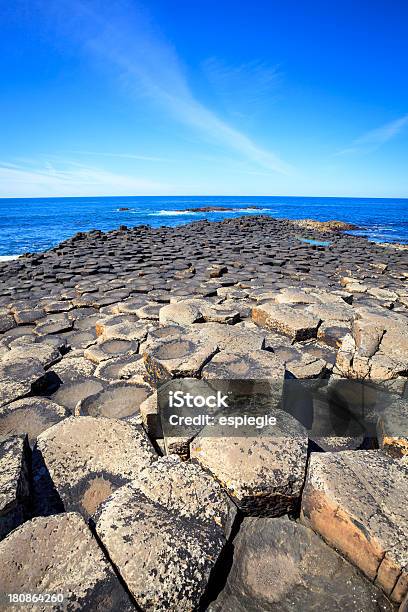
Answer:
[[0, 215, 407, 609]]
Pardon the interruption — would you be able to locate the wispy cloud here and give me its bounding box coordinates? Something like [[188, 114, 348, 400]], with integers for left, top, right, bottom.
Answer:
[[202, 58, 281, 114], [41, 0, 291, 175], [0, 159, 171, 197], [336, 114, 408, 156], [70, 151, 170, 162]]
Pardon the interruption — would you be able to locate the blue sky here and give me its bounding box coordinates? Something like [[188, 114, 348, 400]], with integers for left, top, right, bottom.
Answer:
[[0, 0, 407, 197]]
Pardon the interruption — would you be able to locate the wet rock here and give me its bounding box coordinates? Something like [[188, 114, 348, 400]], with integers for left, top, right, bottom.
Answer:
[[77, 381, 152, 420], [0, 512, 134, 611], [301, 450, 408, 603], [252, 302, 321, 342], [0, 355, 46, 407], [0, 397, 69, 448], [210, 517, 393, 612], [34, 416, 157, 519], [0, 435, 30, 540], [95, 455, 235, 611], [191, 410, 308, 515]]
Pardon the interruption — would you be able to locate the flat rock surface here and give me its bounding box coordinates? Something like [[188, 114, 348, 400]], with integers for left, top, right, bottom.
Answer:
[[77, 381, 152, 419], [34, 416, 157, 518], [301, 449, 408, 603], [0, 397, 69, 448], [191, 410, 308, 515], [209, 517, 393, 612], [252, 302, 321, 342], [95, 456, 235, 611], [0, 512, 134, 611], [0, 355, 46, 407]]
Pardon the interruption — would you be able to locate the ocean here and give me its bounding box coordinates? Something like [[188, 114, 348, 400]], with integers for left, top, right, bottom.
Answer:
[[0, 195, 407, 256]]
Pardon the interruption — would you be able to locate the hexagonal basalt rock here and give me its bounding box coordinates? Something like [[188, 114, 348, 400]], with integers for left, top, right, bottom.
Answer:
[[0, 513, 134, 611], [0, 435, 30, 540], [143, 333, 218, 386], [35, 316, 73, 336], [95, 455, 235, 611], [96, 315, 149, 342], [285, 352, 328, 379], [0, 397, 69, 448], [6, 342, 61, 369], [209, 517, 394, 612], [196, 322, 265, 354], [252, 302, 321, 342], [0, 355, 46, 407], [201, 349, 285, 382], [51, 377, 105, 413], [135, 302, 162, 320], [301, 450, 408, 604], [77, 381, 152, 420], [84, 338, 138, 363], [50, 355, 96, 383], [190, 410, 308, 516], [159, 300, 205, 326], [94, 355, 147, 382], [34, 416, 157, 519]]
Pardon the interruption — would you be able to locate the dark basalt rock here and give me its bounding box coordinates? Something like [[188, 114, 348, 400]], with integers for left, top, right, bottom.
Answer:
[[209, 517, 394, 611]]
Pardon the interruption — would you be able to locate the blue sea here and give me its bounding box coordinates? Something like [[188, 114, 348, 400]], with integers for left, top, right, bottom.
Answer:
[[0, 196, 407, 256]]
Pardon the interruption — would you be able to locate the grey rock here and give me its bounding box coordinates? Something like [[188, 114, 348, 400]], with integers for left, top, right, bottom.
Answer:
[[0, 397, 69, 448], [0, 512, 134, 611], [210, 517, 394, 612], [0, 435, 30, 540], [34, 416, 157, 519], [95, 455, 235, 611]]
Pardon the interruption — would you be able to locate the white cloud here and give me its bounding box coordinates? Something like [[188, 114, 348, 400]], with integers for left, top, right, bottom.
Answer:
[[336, 114, 408, 156], [202, 58, 281, 112], [42, 0, 292, 175], [70, 151, 169, 162], [0, 160, 171, 197]]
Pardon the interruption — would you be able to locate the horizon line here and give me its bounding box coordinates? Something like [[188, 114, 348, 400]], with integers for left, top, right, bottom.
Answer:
[[1, 193, 408, 200]]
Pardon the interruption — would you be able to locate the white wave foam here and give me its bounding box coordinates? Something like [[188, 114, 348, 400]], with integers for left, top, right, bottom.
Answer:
[[0, 255, 19, 261], [148, 207, 272, 216], [148, 210, 198, 216]]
